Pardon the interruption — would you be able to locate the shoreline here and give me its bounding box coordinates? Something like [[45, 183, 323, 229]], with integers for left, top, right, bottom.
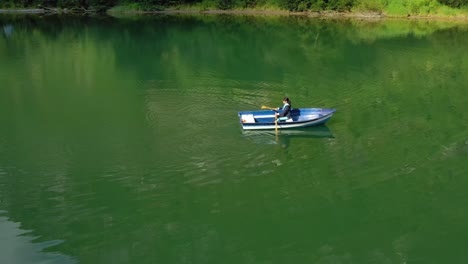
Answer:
[[1, 8, 468, 21], [0, 9, 45, 13]]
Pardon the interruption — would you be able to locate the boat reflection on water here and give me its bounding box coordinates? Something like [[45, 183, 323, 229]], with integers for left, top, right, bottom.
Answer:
[[242, 125, 334, 146]]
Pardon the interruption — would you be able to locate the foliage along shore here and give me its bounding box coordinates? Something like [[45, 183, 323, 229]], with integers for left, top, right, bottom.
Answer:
[[1, 0, 467, 20]]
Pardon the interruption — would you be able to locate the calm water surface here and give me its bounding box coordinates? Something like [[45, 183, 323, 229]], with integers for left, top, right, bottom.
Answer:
[[1, 14, 468, 263]]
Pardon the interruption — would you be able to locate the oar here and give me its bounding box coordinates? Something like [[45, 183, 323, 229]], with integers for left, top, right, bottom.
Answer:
[[275, 114, 278, 135], [262, 105, 278, 135], [261, 105, 276, 110]]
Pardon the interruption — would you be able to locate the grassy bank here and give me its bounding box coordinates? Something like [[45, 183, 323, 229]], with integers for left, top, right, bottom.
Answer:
[[107, 0, 468, 19], [353, 0, 468, 17], [1, 0, 467, 19]]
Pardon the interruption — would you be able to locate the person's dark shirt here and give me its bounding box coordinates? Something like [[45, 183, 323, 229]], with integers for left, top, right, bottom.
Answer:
[[278, 103, 291, 118]]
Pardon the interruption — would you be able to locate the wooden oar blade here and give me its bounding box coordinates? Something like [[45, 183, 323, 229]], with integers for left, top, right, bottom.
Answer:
[[261, 105, 275, 110], [275, 118, 278, 135]]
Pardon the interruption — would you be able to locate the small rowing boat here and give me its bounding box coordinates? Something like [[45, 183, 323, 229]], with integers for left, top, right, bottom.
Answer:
[[238, 108, 336, 130]]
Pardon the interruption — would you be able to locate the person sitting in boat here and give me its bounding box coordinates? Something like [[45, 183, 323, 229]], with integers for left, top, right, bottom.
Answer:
[[275, 97, 292, 122]]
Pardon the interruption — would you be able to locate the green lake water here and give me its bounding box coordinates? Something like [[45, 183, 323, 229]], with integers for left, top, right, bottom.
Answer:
[[1, 14, 468, 263]]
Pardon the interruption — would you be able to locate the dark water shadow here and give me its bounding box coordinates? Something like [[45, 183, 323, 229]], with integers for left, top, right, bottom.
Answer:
[[241, 125, 333, 147]]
